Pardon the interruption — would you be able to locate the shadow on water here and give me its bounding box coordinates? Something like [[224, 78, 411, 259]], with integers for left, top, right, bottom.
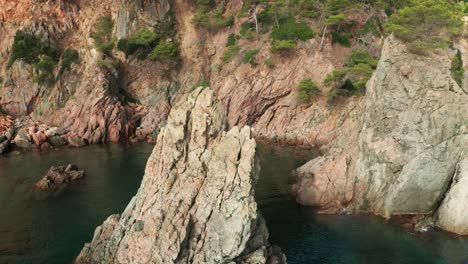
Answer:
[[256, 143, 468, 264]]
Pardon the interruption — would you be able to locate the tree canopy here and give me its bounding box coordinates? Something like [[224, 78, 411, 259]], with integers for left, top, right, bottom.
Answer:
[[386, 0, 464, 53]]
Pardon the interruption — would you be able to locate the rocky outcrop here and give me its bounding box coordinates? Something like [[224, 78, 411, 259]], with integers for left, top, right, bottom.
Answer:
[[35, 164, 85, 191], [436, 158, 468, 235], [75, 88, 285, 264], [291, 35, 468, 233]]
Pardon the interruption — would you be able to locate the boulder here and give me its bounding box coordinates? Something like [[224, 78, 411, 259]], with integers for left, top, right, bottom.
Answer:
[[68, 134, 87, 147], [13, 128, 33, 148], [35, 164, 85, 191], [48, 135, 68, 146], [436, 158, 468, 235], [75, 88, 285, 264]]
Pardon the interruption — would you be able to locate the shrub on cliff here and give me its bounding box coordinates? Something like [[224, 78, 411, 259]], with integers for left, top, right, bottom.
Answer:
[[297, 78, 321, 103], [271, 40, 297, 54], [193, 7, 234, 30], [271, 18, 315, 41], [33, 55, 58, 83], [386, 0, 463, 53], [7, 30, 59, 68], [117, 28, 158, 58], [150, 41, 179, 61], [451, 49, 464, 87], [60, 49, 79, 74], [325, 50, 378, 102], [91, 16, 115, 53], [221, 45, 240, 63], [242, 49, 260, 66]]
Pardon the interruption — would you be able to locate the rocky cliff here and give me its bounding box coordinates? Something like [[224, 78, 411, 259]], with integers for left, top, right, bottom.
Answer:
[[75, 88, 285, 264], [291, 35, 468, 233]]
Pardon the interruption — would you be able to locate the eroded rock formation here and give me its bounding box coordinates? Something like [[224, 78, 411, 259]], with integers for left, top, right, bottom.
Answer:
[[35, 164, 85, 191], [75, 88, 285, 264], [291, 35, 468, 233]]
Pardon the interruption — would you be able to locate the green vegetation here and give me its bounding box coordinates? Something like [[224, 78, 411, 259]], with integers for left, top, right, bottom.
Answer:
[[191, 79, 210, 91], [221, 45, 241, 63], [264, 57, 275, 68], [297, 78, 321, 103], [150, 41, 179, 61], [227, 34, 238, 46], [60, 49, 79, 74], [193, 1, 234, 31], [91, 16, 115, 53], [117, 28, 158, 58], [7, 30, 60, 84], [242, 49, 260, 65], [96, 58, 119, 68], [451, 50, 464, 87], [325, 50, 378, 102], [271, 18, 315, 41], [331, 32, 351, 47], [386, 0, 463, 54], [7, 30, 59, 68], [271, 40, 296, 54]]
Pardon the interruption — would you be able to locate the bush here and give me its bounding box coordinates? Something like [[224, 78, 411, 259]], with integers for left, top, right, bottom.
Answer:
[[7, 30, 59, 68], [271, 40, 296, 54], [118, 28, 158, 57], [150, 41, 179, 61], [297, 78, 321, 103], [386, 0, 463, 53], [271, 18, 315, 41], [239, 22, 255, 39], [97, 58, 119, 68], [242, 49, 260, 66], [345, 50, 378, 68], [451, 50, 464, 87], [91, 16, 115, 53], [324, 50, 378, 101], [33, 55, 58, 83], [191, 79, 210, 91], [227, 34, 237, 47], [264, 57, 275, 69], [193, 8, 234, 30], [331, 32, 351, 47], [60, 49, 79, 73], [221, 45, 240, 63]]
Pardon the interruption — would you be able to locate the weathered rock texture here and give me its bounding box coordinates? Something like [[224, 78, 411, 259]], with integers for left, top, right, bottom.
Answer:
[[75, 88, 285, 264], [436, 158, 468, 235], [291, 35, 468, 233], [35, 164, 85, 191]]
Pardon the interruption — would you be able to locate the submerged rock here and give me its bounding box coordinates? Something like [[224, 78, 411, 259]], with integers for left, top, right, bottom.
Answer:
[[75, 88, 285, 264], [35, 164, 85, 191]]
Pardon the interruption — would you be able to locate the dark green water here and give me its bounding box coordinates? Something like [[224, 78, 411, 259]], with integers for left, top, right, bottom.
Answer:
[[0, 144, 154, 264], [0, 143, 468, 264], [256, 144, 468, 264]]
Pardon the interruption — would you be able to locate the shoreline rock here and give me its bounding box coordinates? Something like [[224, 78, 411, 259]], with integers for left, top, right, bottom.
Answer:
[[75, 88, 285, 264]]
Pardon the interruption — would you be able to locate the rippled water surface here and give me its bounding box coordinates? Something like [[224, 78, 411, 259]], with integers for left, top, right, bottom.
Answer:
[[1, 143, 468, 264]]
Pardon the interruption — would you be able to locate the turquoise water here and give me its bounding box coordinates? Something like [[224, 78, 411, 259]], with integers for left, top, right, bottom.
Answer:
[[0, 143, 468, 264]]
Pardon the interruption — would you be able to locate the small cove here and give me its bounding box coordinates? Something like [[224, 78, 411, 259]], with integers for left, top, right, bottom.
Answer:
[[0, 143, 467, 263]]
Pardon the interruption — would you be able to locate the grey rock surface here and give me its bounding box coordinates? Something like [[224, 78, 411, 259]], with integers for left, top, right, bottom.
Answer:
[[75, 88, 285, 264], [436, 158, 468, 235]]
